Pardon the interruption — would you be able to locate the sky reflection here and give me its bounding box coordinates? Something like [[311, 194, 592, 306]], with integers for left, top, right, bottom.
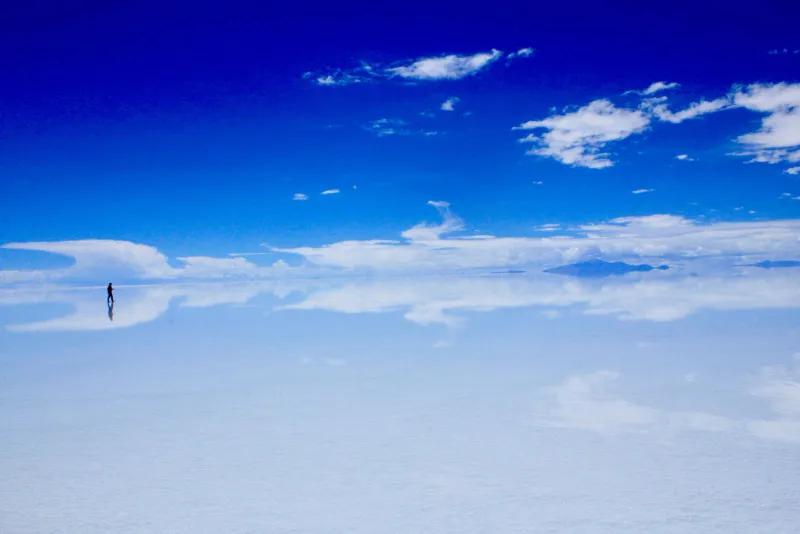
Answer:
[[1, 272, 799, 532], [3, 269, 799, 332]]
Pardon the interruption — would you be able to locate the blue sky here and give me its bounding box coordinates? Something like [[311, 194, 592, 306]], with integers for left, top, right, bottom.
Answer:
[[1, 1, 799, 278]]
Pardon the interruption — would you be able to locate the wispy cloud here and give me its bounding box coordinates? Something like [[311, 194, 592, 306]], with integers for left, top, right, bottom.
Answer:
[[401, 201, 464, 241], [625, 81, 680, 96], [506, 47, 535, 63], [767, 48, 799, 55], [632, 189, 655, 194], [321, 189, 340, 196], [440, 97, 460, 111], [780, 192, 800, 200], [645, 96, 731, 124], [365, 118, 409, 137], [785, 167, 800, 175], [365, 118, 438, 137], [293, 193, 308, 201], [388, 49, 503, 80], [305, 49, 522, 86], [302, 70, 364, 87], [675, 154, 695, 161]]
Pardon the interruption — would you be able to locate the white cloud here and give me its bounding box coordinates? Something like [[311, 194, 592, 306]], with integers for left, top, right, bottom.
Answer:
[[785, 167, 800, 175], [305, 49, 517, 87], [271, 202, 800, 274], [321, 189, 340, 196], [5, 203, 800, 286], [730, 83, 800, 168], [3, 240, 177, 280], [780, 192, 800, 200], [632, 189, 654, 194], [647, 97, 731, 124], [512, 89, 726, 167], [733, 148, 800, 165], [175, 256, 260, 278], [532, 180, 543, 185], [0, 269, 54, 284], [293, 193, 308, 201], [643, 81, 679, 95], [389, 49, 503, 80], [302, 70, 364, 87], [365, 118, 408, 137], [365, 118, 438, 137], [733, 83, 800, 112], [675, 154, 695, 161], [401, 201, 464, 241], [506, 47, 535, 62], [0, 240, 309, 284], [625, 81, 680, 96], [513, 82, 798, 170], [514, 99, 650, 169], [440, 97, 460, 111]]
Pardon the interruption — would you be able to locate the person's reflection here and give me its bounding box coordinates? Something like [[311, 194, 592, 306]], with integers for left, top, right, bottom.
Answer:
[[108, 302, 114, 322]]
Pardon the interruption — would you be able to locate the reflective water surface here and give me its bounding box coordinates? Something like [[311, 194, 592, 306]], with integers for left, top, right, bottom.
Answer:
[[1, 272, 799, 532]]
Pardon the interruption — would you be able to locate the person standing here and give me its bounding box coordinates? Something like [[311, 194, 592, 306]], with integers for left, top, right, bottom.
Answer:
[[107, 282, 114, 304]]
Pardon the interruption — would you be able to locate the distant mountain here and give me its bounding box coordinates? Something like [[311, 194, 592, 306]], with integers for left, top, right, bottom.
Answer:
[[543, 259, 669, 278], [746, 260, 800, 269]]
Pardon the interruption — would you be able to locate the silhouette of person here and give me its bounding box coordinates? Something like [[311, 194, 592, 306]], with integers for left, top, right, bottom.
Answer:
[[107, 282, 114, 304], [108, 301, 114, 322]]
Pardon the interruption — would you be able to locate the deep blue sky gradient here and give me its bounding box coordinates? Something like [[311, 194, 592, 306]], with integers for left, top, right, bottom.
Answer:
[[2, 1, 799, 261]]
